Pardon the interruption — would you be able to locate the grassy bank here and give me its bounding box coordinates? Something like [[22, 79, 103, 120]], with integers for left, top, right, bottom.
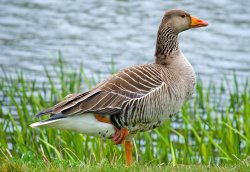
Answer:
[[0, 58, 250, 170], [1, 159, 250, 172]]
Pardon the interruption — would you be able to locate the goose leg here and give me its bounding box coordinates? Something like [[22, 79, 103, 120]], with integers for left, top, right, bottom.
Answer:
[[94, 114, 132, 165], [124, 140, 133, 166]]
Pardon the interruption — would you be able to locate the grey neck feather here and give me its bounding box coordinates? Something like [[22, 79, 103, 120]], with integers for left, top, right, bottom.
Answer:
[[154, 25, 179, 65]]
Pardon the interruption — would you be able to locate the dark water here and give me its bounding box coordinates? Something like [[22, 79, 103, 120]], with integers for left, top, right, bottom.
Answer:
[[0, 0, 250, 83]]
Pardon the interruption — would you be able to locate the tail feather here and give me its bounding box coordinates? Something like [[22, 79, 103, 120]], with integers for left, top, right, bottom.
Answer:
[[30, 118, 62, 128], [36, 108, 54, 118], [31, 113, 65, 128]]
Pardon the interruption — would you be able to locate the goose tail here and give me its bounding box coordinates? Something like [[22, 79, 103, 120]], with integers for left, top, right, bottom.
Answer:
[[30, 114, 115, 138]]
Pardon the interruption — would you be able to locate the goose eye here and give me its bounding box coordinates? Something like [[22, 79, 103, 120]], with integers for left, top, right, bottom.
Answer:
[[181, 15, 185, 18]]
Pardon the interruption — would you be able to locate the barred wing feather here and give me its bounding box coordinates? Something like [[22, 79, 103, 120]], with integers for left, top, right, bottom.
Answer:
[[37, 64, 164, 118]]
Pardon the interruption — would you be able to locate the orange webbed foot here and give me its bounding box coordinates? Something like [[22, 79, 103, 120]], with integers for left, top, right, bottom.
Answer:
[[112, 128, 128, 145]]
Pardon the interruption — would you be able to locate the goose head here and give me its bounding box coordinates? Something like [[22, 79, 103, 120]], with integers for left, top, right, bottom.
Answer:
[[160, 9, 208, 33]]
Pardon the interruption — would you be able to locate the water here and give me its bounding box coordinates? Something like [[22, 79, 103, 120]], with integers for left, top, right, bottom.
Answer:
[[0, 0, 250, 83]]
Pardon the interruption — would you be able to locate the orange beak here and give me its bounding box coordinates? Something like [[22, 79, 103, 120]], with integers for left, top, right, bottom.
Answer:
[[190, 16, 208, 28]]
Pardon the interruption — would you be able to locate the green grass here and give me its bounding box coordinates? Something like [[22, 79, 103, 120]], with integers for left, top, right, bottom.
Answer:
[[1, 158, 250, 172], [0, 57, 250, 170]]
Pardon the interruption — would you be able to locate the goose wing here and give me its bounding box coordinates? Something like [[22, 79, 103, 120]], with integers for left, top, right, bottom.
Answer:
[[37, 64, 164, 119]]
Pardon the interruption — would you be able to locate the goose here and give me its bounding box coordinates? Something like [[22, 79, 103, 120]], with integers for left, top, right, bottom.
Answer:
[[30, 9, 208, 166]]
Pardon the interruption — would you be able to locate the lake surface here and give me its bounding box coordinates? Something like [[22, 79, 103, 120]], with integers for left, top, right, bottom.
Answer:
[[0, 0, 250, 84]]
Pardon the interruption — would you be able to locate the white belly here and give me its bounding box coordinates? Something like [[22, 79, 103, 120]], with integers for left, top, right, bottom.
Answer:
[[30, 114, 115, 138]]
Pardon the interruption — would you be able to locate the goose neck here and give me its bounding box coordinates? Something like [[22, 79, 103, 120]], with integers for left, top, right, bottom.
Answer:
[[155, 26, 179, 65]]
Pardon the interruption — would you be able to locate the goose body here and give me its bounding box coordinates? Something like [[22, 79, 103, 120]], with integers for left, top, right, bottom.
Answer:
[[31, 56, 195, 138], [30, 9, 208, 165]]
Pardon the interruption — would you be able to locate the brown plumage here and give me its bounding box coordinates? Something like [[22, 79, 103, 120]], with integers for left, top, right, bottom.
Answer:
[[31, 9, 208, 166]]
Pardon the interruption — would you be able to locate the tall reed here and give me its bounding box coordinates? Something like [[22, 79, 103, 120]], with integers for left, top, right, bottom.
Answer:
[[0, 57, 249, 165]]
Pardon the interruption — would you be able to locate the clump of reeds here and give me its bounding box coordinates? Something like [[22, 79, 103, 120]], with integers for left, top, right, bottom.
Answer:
[[0, 57, 249, 166]]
